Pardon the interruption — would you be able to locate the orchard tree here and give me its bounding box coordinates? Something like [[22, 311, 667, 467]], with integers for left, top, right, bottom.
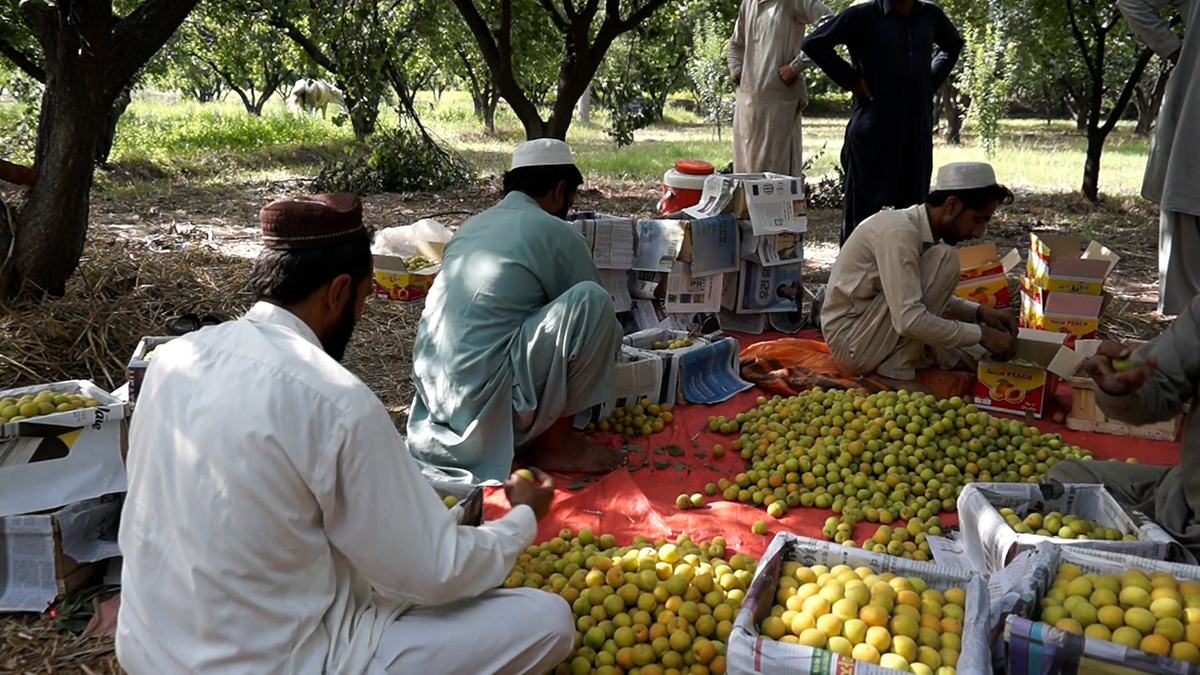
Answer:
[[0, 0, 200, 299], [450, 0, 677, 139], [264, 0, 431, 138], [1008, 0, 1151, 200], [172, 1, 298, 115]]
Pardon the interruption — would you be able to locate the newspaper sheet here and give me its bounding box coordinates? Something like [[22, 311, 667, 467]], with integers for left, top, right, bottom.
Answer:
[[589, 218, 636, 269], [632, 220, 686, 272], [599, 269, 633, 312], [718, 311, 766, 334], [737, 262, 802, 313], [0, 514, 57, 611], [629, 271, 661, 300], [677, 337, 753, 404], [0, 497, 122, 612], [617, 298, 670, 336], [685, 213, 741, 276], [757, 232, 803, 267], [744, 176, 807, 235], [665, 262, 722, 314], [682, 174, 739, 220], [720, 271, 739, 310]]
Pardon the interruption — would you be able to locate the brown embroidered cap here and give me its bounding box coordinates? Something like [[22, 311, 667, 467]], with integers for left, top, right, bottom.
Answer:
[[259, 193, 367, 250]]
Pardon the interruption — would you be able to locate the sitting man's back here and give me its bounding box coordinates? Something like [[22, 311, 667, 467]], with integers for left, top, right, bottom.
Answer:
[[118, 194, 572, 675], [408, 140, 625, 483]]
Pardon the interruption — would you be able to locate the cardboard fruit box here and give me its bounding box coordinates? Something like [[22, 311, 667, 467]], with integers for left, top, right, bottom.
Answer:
[[727, 532, 990, 675], [974, 329, 1086, 419], [126, 335, 179, 408], [373, 250, 442, 303], [956, 243, 1021, 309], [1026, 232, 1119, 296], [1002, 542, 1200, 674], [1018, 277, 1106, 343], [956, 482, 1185, 574]]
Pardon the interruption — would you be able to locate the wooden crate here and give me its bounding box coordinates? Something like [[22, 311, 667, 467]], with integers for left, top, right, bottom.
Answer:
[[1065, 375, 1181, 442]]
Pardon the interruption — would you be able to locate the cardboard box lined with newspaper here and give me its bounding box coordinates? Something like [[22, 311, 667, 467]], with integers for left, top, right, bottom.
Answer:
[[0, 381, 128, 520], [727, 532, 990, 675], [1019, 277, 1107, 343], [1025, 232, 1119, 296], [956, 482, 1186, 575], [0, 495, 123, 612], [1001, 542, 1200, 674]]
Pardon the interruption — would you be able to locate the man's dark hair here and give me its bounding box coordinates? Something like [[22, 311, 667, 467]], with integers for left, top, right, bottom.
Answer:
[[502, 164, 585, 199], [926, 184, 1015, 211], [251, 237, 373, 305]]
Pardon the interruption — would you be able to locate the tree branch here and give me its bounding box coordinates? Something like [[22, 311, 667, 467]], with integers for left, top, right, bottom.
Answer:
[[0, 37, 45, 83], [108, 0, 202, 103], [1101, 47, 1153, 135], [537, 0, 570, 31], [269, 13, 337, 73], [1064, 0, 1097, 78]]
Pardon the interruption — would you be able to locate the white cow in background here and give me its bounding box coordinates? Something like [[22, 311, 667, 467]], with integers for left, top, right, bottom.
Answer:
[[287, 78, 346, 118]]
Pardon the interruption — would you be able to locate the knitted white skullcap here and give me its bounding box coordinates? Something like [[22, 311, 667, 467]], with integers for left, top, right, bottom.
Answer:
[[934, 162, 999, 191], [511, 139, 576, 169]]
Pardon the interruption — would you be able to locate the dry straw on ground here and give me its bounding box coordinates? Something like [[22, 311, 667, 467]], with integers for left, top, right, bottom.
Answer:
[[2, 614, 120, 674], [0, 234, 422, 425]]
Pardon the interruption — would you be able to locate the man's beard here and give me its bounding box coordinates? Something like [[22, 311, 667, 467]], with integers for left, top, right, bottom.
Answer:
[[320, 297, 358, 362]]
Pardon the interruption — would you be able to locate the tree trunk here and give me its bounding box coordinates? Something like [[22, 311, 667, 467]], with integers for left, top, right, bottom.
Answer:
[[348, 94, 379, 138], [1, 3, 110, 298], [1135, 62, 1171, 137], [95, 86, 133, 167], [941, 81, 962, 145], [577, 87, 591, 124], [1081, 126, 1105, 202]]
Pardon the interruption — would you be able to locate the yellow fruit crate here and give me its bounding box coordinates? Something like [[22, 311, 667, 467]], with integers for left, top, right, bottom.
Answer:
[[727, 532, 990, 674]]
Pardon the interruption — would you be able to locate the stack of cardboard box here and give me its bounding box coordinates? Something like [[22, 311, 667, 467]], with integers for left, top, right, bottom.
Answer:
[[1018, 232, 1119, 345]]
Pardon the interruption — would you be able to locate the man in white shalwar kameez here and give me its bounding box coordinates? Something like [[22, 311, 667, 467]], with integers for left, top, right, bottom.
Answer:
[[408, 140, 625, 484], [1118, 0, 1200, 315], [117, 194, 573, 675], [728, 0, 834, 174]]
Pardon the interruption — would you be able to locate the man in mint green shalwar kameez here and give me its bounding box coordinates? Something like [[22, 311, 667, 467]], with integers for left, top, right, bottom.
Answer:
[[407, 140, 626, 484]]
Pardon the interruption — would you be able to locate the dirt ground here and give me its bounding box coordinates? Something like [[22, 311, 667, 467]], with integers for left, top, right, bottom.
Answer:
[[0, 174, 1171, 672]]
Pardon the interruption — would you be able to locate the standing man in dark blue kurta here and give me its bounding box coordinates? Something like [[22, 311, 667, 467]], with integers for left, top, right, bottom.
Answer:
[[802, 0, 964, 246]]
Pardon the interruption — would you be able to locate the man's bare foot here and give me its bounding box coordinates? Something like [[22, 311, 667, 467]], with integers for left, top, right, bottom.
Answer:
[[525, 432, 627, 474]]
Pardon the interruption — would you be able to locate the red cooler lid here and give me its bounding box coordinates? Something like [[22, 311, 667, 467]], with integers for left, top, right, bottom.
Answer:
[[674, 159, 715, 176]]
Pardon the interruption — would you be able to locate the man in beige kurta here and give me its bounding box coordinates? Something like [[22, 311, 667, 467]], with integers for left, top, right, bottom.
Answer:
[[1118, 0, 1199, 315], [822, 162, 1018, 380], [728, 0, 834, 175], [1046, 295, 1200, 561]]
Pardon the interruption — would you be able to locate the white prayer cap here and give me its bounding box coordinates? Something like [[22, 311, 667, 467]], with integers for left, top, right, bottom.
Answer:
[[511, 139, 576, 170], [934, 162, 999, 191]]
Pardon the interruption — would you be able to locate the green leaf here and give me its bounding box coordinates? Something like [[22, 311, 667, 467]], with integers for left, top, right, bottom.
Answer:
[[666, 445, 685, 456], [654, 461, 671, 470]]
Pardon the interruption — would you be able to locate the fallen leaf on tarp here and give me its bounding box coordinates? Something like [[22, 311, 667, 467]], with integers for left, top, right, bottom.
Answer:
[[695, 453, 707, 459], [567, 482, 585, 490], [666, 445, 685, 457], [654, 461, 670, 470], [672, 463, 687, 471], [704, 464, 718, 471], [654, 447, 665, 455]]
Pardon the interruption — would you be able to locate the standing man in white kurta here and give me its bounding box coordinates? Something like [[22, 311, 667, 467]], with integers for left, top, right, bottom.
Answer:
[[1118, 0, 1199, 315], [117, 194, 573, 675], [728, 0, 834, 174]]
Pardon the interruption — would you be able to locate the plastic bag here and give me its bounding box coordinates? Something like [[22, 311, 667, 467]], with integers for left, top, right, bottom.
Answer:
[[371, 218, 453, 256]]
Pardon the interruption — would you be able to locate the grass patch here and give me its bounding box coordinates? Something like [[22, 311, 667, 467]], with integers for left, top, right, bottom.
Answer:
[[0, 89, 1155, 198]]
